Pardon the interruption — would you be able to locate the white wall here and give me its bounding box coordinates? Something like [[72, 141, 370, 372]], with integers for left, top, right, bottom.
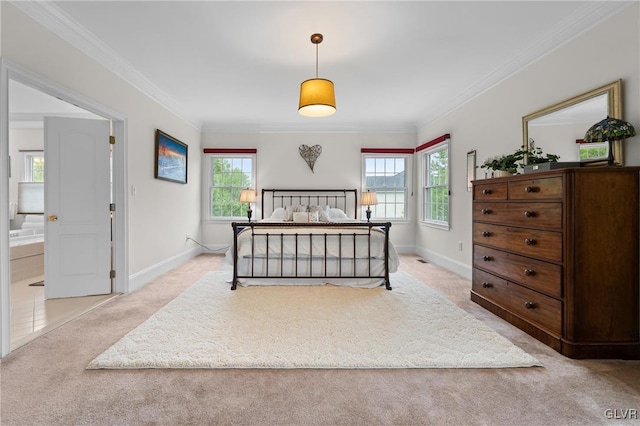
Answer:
[[1, 3, 202, 280], [201, 131, 417, 253], [415, 4, 640, 279]]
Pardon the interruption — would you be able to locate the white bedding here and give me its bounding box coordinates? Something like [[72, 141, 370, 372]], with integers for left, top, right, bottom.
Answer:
[[226, 220, 399, 288]]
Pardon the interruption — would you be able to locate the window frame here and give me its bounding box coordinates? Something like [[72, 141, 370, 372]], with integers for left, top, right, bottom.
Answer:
[[204, 153, 256, 221], [422, 140, 450, 230], [361, 153, 411, 222], [22, 150, 45, 182]]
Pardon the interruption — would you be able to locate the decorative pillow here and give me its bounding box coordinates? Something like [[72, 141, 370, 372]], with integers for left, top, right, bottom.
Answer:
[[308, 205, 330, 222], [327, 207, 348, 220], [292, 211, 319, 223], [270, 207, 288, 221], [286, 205, 308, 221]]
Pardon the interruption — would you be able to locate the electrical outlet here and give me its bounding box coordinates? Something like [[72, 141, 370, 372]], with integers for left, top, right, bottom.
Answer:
[[458, 241, 463, 251], [185, 234, 190, 241]]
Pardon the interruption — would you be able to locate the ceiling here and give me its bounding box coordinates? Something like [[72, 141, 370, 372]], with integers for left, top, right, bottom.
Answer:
[[10, 1, 632, 132]]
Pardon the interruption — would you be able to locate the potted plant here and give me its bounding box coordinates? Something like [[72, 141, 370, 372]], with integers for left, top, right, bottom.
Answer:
[[480, 152, 522, 177], [517, 141, 562, 173], [480, 143, 560, 177]]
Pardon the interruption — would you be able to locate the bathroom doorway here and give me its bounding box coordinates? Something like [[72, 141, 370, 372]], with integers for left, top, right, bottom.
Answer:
[[2, 65, 128, 355]]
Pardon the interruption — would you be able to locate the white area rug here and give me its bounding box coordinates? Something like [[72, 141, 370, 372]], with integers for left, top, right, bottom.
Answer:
[[87, 271, 540, 369]]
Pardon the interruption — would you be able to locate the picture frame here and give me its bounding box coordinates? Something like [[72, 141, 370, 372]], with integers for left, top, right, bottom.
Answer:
[[467, 150, 476, 191], [578, 141, 609, 163], [155, 129, 188, 184]]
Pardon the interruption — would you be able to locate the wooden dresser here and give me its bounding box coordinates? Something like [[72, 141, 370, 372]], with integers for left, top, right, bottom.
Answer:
[[471, 167, 640, 359]]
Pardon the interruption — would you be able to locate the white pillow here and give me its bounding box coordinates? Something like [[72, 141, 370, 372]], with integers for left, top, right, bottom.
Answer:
[[327, 208, 348, 220], [308, 205, 330, 222], [285, 205, 308, 221], [270, 207, 288, 221], [292, 211, 319, 223]]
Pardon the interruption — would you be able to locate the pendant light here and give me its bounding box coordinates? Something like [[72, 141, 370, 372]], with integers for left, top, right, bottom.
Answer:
[[298, 33, 336, 117]]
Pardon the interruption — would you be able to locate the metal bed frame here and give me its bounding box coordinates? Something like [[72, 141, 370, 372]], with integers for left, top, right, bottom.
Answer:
[[230, 189, 393, 291]]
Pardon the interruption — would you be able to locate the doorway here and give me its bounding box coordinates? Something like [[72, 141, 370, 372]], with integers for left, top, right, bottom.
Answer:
[[1, 61, 128, 356]]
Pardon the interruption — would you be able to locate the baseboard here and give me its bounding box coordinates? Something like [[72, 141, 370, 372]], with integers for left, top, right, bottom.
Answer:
[[393, 244, 414, 255], [128, 246, 202, 292], [414, 247, 472, 280]]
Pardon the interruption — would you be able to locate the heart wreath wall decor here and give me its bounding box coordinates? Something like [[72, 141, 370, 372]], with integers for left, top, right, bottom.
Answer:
[[299, 144, 322, 173]]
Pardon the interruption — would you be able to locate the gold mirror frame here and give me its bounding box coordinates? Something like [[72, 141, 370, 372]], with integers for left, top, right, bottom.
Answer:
[[522, 79, 623, 165]]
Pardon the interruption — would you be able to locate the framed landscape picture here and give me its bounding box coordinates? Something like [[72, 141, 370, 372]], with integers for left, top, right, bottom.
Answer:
[[155, 129, 188, 184]]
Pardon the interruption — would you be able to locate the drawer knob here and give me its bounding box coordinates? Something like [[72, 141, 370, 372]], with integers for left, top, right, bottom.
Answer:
[[524, 186, 538, 193], [482, 231, 491, 237], [482, 189, 492, 195], [524, 269, 535, 276], [481, 208, 492, 215], [524, 238, 536, 246], [524, 211, 535, 218], [483, 255, 493, 262], [524, 301, 535, 309], [482, 282, 492, 288]]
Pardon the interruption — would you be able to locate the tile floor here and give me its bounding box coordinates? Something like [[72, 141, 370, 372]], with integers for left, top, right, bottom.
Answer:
[[10, 275, 118, 350]]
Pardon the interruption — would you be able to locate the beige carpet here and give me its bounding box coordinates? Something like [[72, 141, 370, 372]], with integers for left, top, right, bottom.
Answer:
[[87, 270, 540, 369]]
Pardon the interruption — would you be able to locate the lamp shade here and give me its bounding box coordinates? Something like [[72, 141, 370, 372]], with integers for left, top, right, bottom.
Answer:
[[298, 78, 336, 117], [360, 190, 378, 206], [584, 116, 636, 142], [239, 188, 256, 203]]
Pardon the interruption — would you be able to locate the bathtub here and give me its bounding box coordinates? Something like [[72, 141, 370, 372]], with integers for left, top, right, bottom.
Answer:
[[9, 228, 45, 247], [10, 228, 45, 283]]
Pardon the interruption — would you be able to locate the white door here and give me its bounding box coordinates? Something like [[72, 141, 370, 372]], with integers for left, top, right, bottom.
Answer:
[[44, 117, 111, 299]]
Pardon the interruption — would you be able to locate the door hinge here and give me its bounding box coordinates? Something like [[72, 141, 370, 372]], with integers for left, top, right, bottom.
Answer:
[[110, 203, 116, 212], [109, 135, 116, 145], [110, 270, 116, 279]]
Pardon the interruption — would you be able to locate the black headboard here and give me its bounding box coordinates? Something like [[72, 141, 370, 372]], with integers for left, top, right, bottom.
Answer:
[[261, 188, 358, 219]]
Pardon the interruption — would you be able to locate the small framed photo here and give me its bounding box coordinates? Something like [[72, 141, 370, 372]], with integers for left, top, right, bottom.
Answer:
[[578, 141, 609, 162], [155, 129, 188, 184]]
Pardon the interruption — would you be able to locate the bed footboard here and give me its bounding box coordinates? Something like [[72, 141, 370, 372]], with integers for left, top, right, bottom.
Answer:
[[231, 222, 393, 291]]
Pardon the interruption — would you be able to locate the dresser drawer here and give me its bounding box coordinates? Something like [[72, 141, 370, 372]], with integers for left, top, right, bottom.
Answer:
[[474, 182, 507, 201], [473, 223, 562, 263], [509, 176, 563, 200], [472, 266, 562, 335], [473, 202, 562, 229], [473, 245, 562, 297]]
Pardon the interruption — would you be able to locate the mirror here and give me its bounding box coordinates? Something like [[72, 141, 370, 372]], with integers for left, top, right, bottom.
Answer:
[[522, 79, 622, 165]]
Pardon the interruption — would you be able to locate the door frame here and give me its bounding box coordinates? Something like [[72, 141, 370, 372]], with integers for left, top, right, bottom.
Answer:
[[0, 58, 129, 357]]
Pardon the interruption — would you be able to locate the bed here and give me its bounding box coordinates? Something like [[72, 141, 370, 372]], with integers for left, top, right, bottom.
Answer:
[[227, 188, 399, 290]]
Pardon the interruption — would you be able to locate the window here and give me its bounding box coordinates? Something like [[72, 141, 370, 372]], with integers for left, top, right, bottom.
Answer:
[[362, 154, 410, 220], [23, 151, 44, 182], [422, 141, 450, 228], [206, 154, 255, 220]]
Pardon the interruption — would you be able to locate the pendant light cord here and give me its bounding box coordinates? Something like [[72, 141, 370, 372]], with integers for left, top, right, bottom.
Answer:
[[315, 43, 319, 78]]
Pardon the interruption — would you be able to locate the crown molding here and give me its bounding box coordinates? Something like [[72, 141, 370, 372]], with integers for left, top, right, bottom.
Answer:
[[11, 1, 632, 135], [416, 1, 635, 129], [200, 121, 417, 134], [10, 0, 202, 131]]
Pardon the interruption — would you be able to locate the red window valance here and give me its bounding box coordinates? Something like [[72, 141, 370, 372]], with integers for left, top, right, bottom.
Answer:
[[415, 134, 451, 152], [203, 148, 257, 154]]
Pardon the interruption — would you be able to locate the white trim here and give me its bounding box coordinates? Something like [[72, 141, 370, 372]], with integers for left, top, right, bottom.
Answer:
[[415, 246, 472, 281], [204, 153, 257, 221], [128, 247, 202, 292], [0, 60, 11, 357], [10, 0, 201, 132], [421, 140, 451, 229], [14, 1, 631, 134], [361, 153, 412, 222], [416, 1, 634, 129], [0, 58, 129, 357]]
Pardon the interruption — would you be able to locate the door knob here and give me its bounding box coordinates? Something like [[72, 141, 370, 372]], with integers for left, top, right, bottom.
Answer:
[[48, 215, 58, 222]]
